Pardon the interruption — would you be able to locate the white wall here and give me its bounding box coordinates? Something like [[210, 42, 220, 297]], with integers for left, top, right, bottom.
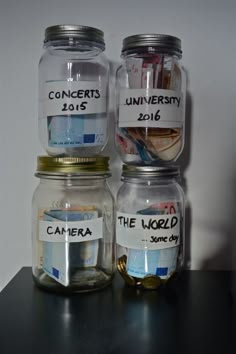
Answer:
[[0, 0, 235, 290]]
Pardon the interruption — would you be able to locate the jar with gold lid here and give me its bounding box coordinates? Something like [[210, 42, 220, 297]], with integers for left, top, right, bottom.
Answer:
[[32, 156, 115, 293]]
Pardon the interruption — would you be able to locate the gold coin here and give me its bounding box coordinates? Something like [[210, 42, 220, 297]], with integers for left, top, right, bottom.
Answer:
[[121, 271, 136, 286], [117, 255, 136, 286], [117, 256, 127, 273], [133, 276, 142, 287], [141, 275, 162, 290]]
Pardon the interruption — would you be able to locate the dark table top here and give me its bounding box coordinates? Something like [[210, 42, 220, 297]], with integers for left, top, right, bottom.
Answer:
[[0, 268, 235, 354]]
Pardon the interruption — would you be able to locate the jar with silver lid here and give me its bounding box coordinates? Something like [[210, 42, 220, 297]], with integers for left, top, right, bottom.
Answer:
[[116, 34, 186, 165], [39, 25, 109, 156], [32, 156, 115, 293], [116, 165, 185, 289]]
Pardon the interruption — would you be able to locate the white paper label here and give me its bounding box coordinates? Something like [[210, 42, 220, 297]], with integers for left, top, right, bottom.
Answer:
[[39, 217, 103, 243], [44, 81, 106, 116], [119, 89, 183, 128], [116, 212, 180, 250]]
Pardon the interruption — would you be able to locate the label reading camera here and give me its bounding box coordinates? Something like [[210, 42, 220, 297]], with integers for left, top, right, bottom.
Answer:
[[39, 217, 103, 243]]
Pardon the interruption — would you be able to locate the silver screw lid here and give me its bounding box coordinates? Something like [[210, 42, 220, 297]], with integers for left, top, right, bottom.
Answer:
[[122, 165, 180, 179], [44, 24, 105, 49], [122, 34, 182, 57]]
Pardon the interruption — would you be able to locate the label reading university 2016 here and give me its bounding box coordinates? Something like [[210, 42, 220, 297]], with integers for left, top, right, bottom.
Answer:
[[119, 88, 183, 128]]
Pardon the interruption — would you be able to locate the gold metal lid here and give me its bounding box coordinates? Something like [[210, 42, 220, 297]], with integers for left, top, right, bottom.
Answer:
[[36, 156, 110, 175]]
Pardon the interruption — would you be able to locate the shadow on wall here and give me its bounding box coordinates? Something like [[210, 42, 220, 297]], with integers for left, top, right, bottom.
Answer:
[[197, 170, 236, 272], [178, 77, 193, 269], [196, 222, 233, 271]]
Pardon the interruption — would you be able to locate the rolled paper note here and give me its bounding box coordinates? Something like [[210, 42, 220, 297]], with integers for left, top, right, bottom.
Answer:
[[145, 128, 181, 154], [124, 127, 182, 162], [116, 132, 138, 155], [126, 57, 143, 88], [157, 137, 182, 161], [147, 128, 179, 137]]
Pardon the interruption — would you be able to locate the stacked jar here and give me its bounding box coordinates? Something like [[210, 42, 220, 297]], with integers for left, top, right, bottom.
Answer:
[[32, 25, 115, 293], [115, 34, 186, 289]]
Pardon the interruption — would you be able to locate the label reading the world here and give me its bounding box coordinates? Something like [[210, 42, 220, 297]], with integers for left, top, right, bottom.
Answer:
[[119, 89, 183, 128], [116, 212, 180, 250], [44, 81, 106, 116]]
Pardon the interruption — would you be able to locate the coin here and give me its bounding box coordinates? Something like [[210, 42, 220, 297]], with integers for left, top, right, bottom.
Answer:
[[141, 274, 162, 290], [120, 270, 136, 286], [117, 255, 136, 286], [133, 276, 142, 287], [117, 255, 127, 273]]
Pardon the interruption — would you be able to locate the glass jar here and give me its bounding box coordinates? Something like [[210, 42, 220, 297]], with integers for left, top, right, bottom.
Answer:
[[116, 34, 186, 165], [39, 25, 109, 156], [32, 156, 115, 293], [116, 165, 185, 289]]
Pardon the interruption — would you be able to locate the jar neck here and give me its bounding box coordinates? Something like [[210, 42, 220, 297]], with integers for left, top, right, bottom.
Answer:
[[122, 48, 181, 59], [38, 176, 108, 187], [44, 39, 104, 55], [122, 177, 179, 186]]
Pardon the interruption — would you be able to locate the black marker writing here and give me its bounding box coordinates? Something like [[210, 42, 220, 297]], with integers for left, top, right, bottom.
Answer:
[[47, 226, 92, 237], [125, 95, 181, 107], [48, 89, 100, 100], [141, 216, 178, 230]]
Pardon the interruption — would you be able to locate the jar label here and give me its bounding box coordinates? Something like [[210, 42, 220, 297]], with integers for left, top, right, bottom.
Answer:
[[44, 81, 107, 116], [116, 212, 180, 250], [43, 81, 107, 148], [119, 89, 183, 128], [39, 217, 103, 243]]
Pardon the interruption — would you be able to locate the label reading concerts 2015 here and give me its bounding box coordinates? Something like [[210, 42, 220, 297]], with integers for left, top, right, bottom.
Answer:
[[119, 89, 183, 128], [44, 81, 106, 117], [116, 212, 180, 250]]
